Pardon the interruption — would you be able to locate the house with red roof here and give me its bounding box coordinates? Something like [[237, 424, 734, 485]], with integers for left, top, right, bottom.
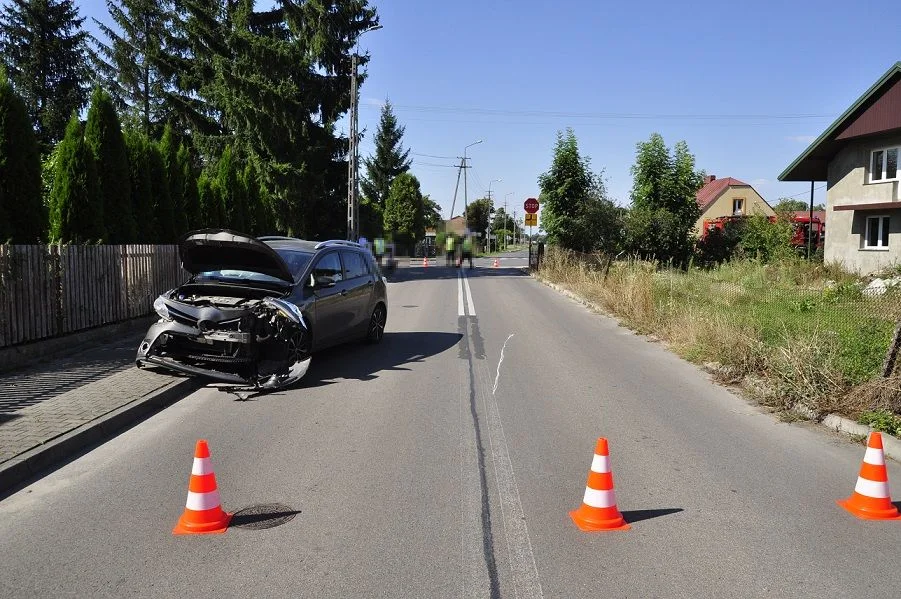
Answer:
[[694, 175, 775, 232], [779, 63, 901, 274]]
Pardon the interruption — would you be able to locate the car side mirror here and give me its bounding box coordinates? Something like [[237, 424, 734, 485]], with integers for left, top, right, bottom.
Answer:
[[314, 275, 336, 288]]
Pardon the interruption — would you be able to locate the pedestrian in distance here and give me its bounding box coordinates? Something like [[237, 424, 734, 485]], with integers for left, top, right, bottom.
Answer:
[[462, 234, 474, 269], [446, 234, 455, 267]]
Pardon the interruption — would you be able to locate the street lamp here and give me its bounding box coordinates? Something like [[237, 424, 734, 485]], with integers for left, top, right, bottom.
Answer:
[[347, 24, 383, 241], [486, 178, 501, 253], [503, 192, 514, 251], [461, 139, 483, 233]]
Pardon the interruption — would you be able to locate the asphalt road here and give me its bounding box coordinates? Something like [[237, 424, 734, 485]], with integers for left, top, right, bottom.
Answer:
[[2, 250, 901, 598]]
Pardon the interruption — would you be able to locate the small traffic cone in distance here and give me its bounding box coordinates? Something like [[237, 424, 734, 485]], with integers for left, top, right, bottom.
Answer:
[[838, 432, 901, 520], [493, 258, 499, 268], [569, 438, 630, 532], [173, 439, 232, 535]]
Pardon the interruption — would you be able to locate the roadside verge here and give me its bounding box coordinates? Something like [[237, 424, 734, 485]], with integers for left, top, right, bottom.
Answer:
[[533, 272, 901, 462]]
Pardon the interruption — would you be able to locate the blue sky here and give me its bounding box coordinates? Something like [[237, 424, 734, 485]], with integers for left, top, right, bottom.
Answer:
[[80, 0, 901, 223]]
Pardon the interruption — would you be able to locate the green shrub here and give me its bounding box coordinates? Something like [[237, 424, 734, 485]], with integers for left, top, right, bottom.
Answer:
[[49, 114, 104, 243], [0, 67, 45, 242], [85, 87, 134, 243], [858, 410, 901, 436]]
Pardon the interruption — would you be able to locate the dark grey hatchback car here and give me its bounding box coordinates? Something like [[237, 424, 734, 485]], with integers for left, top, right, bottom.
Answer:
[[136, 229, 388, 390]]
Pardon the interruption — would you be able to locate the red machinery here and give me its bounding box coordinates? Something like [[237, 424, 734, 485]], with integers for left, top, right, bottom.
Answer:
[[700, 212, 825, 251]]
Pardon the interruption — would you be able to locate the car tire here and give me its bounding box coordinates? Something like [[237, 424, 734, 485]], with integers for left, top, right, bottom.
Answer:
[[365, 303, 387, 344]]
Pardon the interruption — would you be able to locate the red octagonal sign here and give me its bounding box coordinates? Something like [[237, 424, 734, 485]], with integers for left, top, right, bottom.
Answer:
[[524, 198, 539, 214]]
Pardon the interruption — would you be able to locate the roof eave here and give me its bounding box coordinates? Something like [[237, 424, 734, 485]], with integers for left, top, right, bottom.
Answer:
[[778, 62, 901, 182]]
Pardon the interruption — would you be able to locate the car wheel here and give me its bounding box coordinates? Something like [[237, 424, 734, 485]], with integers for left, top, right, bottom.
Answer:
[[286, 327, 312, 363], [366, 304, 386, 344]]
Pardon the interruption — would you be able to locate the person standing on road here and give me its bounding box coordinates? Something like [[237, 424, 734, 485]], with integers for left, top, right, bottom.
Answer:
[[445, 234, 455, 267], [462, 234, 474, 269], [374, 237, 385, 268]]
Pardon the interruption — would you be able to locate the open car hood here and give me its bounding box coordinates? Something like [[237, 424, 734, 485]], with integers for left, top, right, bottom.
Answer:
[[179, 229, 294, 283]]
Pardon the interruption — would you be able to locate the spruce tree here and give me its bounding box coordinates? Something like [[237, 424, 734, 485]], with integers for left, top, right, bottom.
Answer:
[[174, 0, 379, 234], [178, 143, 201, 230], [92, 0, 178, 136], [361, 100, 411, 213], [85, 87, 135, 243], [0, 0, 91, 148], [148, 140, 174, 242], [124, 130, 155, 242], [0, 67, 44, 242], [160, 123, 187, 236], [50, 114, 104, 243]]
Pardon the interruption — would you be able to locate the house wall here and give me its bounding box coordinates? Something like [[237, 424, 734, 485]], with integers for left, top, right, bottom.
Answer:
[[695, 186, 775, 231], [826, 134, 901, 273]]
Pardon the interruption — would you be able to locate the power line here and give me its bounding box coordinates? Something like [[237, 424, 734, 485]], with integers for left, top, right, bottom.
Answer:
[[412, 151, 457, 159], [781, 184, 826, 199], [369, 103, 836, 121], [412, 160, 459, 168]]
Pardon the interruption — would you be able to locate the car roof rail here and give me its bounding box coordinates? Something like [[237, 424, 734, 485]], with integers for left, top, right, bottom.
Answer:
[[314, 240, 362, 250], [257, 235, 297, 242]]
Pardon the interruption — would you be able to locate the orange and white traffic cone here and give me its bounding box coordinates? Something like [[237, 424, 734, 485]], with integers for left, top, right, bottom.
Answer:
[[838, 431, 901, 520], [424, 256, 429, 268], [173, 439, 233, 534], [493, 258, 499, 268], [569, 438, 630, 531]]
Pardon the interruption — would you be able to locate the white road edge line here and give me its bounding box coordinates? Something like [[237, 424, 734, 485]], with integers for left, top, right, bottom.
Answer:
[[458, 270, 465, 317], [463, 270, 476, 316], [478, 357, 544, 599], [492, 334, 514, 395]]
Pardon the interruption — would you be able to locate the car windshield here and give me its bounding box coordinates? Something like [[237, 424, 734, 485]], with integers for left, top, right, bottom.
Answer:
[[192, 270, 289, 285], [274, 249, 313, 279], [191, 249, 312, 285]]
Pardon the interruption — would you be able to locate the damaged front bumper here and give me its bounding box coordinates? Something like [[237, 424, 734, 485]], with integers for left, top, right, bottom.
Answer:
[[135, 319, 310, 390]]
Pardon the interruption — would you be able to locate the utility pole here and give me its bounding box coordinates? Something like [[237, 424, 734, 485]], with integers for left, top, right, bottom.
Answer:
[[513, 209, 517, 245], [345, 24, 382, 241], [346, 52, 358, 240]]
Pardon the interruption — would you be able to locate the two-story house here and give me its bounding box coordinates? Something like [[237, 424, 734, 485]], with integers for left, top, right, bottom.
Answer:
[[779, 63, 901, 274]]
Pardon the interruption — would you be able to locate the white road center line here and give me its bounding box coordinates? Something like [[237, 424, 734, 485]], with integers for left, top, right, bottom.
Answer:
[[463, 271, 476, 316], [458, 270, 465, 316]]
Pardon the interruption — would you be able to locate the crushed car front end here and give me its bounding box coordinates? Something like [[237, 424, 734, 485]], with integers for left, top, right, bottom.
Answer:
[[135, 230, 312, 389]]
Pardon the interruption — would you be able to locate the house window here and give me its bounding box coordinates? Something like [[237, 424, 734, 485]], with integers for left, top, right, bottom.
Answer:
[[732, 198, 744, 214], [870, 147, 899, 182], [864, 215, 890, 249]]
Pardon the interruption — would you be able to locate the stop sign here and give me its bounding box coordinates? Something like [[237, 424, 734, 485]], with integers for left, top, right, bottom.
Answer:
[[524, 198, 539, 214]]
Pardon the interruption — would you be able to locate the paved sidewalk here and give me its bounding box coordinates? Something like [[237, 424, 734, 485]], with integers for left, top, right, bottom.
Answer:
[[0, 333, 198, 491]]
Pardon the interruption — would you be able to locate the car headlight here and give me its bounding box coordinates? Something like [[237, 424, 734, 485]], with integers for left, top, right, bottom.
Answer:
[[153, 294, 171, 321], [263, 297, 306, 328]]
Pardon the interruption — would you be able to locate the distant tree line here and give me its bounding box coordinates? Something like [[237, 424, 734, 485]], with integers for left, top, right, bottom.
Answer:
[[0, 0, 379, 244], [538, 128, 815, 267]]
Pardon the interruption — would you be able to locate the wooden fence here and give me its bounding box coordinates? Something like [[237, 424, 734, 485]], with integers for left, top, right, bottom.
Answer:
[[0, 244, 188, 348]]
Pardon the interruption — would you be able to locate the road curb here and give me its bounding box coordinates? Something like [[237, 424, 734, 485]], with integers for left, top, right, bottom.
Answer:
[[822, 414, 901, 461], [0, 376, 200, 494], [533, 271, 901, 462]]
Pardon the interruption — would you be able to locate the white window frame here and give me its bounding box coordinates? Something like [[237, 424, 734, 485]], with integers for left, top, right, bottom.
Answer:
[[732, 198, 744, 215], [868, 146, 900, 183], [863, 215, 890, 250]]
